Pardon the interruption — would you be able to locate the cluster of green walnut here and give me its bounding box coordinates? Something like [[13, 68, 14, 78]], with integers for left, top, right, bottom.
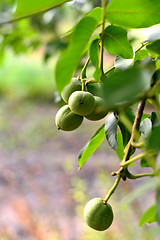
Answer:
[[55, 78, 113, 231], [55, 78, 108, 131]]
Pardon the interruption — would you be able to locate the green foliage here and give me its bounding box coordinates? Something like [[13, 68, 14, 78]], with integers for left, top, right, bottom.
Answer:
[[103, 25, 133, 59], [147, 126, 160, 151], [106, 0, 160, 28], [156, 186, 160, 224], [139, 205, 157, 226], [15, 0, 72, 18], [89, 39, 101, 82], [0, 51, 53, 101], [55, 16, 97, 93], [103, 66, 152, 111], [146, 40, 160, 56], [78, 124, 105, 170], [115, 131, 125, 160]]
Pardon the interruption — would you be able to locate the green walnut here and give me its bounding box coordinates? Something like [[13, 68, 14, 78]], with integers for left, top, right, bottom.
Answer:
[[85, 96, 108, 121], [68, 91, 95, 116], [55, 105, 83, 131], [86, 82, 103, 97], [84, 198, 113, 231], [61, 78, 82, 103]]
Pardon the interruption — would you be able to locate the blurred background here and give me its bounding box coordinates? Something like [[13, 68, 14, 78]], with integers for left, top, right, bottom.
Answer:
[[0, 0, 160, 239]]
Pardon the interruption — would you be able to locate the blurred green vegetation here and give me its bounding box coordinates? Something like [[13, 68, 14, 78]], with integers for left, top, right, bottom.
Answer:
[[0, 1, 160, 240], [0, 50, 56, 101]]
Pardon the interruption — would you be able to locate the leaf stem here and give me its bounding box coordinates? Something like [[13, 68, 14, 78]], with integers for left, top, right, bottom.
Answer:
[[125, 170, 155, 179], [0, 2, 69, 25], [135, 41, 149, 53], [81, 57, 90, 79], [131, 141, 144, 148], [120, 152, 146, 167], [100, 0, 107, 78], [104, 66, 115, 75]]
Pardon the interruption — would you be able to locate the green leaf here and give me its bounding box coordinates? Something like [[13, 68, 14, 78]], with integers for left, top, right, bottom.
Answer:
[[103, 66, 152, 111], [140, 118, 152, 139], [141, 113, 151, 121], [139, 205, 157, 226], [103, 25, 133, 59], [151, 112, 159, 128], [147, 126, 160, 151], [15, 0, 71, 18], [89, 39, 101, 82], [87, 7, 102, 23], [64, 7, 102, 40], [55, 16, 97, 93], [118, 108, 135, 147], [78, 124, 105, 170], [157, 186, 160, 224], [106, 0, 160, 28], [134, 50, 149, 62], [140, 158, 150, 168], [115, 131, 125, 160], [105, 113, 118, 150], [146, 40, 160, 56], [140, 153, 156, 169]]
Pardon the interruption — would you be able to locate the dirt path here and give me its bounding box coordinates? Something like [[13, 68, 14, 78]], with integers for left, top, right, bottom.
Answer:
[[0, 101, 158, 240]]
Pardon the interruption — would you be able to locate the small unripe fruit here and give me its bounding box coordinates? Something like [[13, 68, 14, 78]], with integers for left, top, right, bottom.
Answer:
[[61, 78, 82, 103], [84, 198, 113, 231], [55, 105, 83, 131], [85, 96, 108, 121], [86, 82, 103, 97], [68, 91, 95, 116]]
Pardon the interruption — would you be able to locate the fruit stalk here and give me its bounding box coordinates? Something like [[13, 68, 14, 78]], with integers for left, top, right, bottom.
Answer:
[[100, 0, 107, 78], [104, 175, 121, 203]]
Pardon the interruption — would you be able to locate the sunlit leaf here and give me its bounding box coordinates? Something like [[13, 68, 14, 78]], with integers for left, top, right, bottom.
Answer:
[[56, 16, 97, 92], [106, 0, 160, 28], [139, 205, 157, 226], [134, 50, 149, 62], [115, 131, 125, 160], [146, 40, 160, 56], [89, 39, 101, 82], [15, 0, 71, 18], [103, 25, 133, 59], [78, 124, 105, 170]]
